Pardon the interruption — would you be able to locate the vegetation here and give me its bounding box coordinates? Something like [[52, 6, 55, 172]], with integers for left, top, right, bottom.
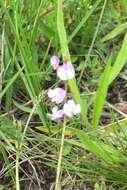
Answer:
[[1, 0, 127, 189]]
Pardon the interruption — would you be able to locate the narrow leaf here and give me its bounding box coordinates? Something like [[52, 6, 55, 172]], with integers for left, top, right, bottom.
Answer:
[[57, 0, 89, 126], [13, 100, 37, 114], [109, 34, 127, 84], [93, 56, 112, 128], [102, 22, 127, 42]]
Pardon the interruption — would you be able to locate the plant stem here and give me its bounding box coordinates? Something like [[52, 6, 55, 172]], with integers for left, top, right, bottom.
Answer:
[[55, 119, 66, 190], [16, 150, 20, 190], [55, 83, 67, 190]]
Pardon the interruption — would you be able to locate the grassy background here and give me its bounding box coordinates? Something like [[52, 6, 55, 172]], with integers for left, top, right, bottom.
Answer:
[[1, 0, 127, 189]]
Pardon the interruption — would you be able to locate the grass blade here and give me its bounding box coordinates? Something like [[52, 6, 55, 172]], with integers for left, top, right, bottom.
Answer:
[[92, 56, 112, 128], [0, 66, 25, 99], [13, 100, 37, 114], [109, 34, 127, 84], [102, 22, 127, 42], [93, 34, 127, 129], [2, 1, 48, 126], [75, 128, 127, 164], [57, 0, 89, 126]]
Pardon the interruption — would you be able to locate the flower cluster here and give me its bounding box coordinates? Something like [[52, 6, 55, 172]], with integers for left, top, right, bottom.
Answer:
[[48, 55, 81, 121]]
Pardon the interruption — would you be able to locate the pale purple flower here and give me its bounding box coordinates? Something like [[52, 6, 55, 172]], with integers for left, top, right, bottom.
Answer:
[[50, 55, 60, 70], [57, 63, 75, 81], [48, 106, 64, 121], [48, 88, 66, 104], [63, 99, 81, 118]]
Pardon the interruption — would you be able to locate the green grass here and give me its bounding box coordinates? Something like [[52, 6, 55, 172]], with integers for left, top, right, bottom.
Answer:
[[1, 0, 127, 189]]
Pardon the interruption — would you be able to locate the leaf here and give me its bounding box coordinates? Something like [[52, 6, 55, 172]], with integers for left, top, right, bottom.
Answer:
[[0, 144, 15, 185], [75, 128, 127, 164], [0, 66, 25, 99], [57, 0, 89, 126], [2, 2, 48, 126], [35, 126, 73, 137], [93, 34, 127, 129], [93, 56, 112, 128], [13, 100, 37, 114], [109, 34, 127, 84], [101, 118, 127, 137], [102, 22, 127, 42], [0, 131, 15, 151]]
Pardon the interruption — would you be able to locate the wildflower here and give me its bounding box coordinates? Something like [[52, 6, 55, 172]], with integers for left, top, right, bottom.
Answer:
[[48, 88, 66, 104], [57, 63, 75, 81], [50, 55, 60, 70], [63, 99, 81, 118], [48, 106, 64, 121]]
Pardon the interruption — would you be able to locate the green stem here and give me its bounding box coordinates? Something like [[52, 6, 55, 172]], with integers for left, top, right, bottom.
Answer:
[[16, 150, 20, 190], [57, 0, 90, 127], [55, 120, 66, 190], [55, 83, 68, 190]]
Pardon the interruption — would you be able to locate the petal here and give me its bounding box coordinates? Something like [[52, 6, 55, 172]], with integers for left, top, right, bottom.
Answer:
[[73, 104, 81, 115], [57, 63, 75, 81], [50, 55, 60, 70], [52, 106, 58, 113], [51, 108, 64, 121], [63, 103, 73, 118], [65, 99, 81, 116], [57, 66, 68, 80], [67, 99, 75, 108], [56, 110, 64, 118], [66, 63, 75, 79], [47, 89, 55, 98], [48, 88, 66, 104]]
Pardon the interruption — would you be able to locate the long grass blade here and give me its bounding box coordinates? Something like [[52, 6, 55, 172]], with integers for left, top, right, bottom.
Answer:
[[102, 22, 127, 42], [92, 56, 112, 128], [109, 34, 127, 84], [57, 0, 89, 126]]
